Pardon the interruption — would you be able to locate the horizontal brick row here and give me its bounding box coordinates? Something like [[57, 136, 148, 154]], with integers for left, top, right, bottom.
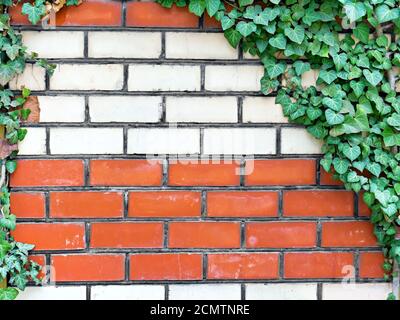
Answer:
[[12, 221, 376, 249], [24, 251, 383, 282], [17, 127, 321, 155]]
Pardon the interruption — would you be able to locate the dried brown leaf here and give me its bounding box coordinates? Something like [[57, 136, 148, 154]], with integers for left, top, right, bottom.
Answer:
[[0, 140, 18, 159], [23, 96, 40, 123]]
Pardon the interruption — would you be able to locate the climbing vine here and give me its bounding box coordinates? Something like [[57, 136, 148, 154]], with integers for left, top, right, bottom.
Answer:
[[158, 0, 400, 298], [0, 0, 79, 300]]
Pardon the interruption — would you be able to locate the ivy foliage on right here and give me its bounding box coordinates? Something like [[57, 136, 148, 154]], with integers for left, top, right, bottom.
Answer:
[[159, 0, 400, 290]]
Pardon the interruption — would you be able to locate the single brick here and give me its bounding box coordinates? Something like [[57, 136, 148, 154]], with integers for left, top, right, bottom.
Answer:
[[51, 254, 125, 282], [11, 160, 84, 187], [127, 128, 200, 154], [50, 64, 124, 90], [321, 222, 377, 247], [50, 192, 123, 218], [359, 252, 385, 279], [165, 33, 237, 59], [169, 162, 240, 186], [129, 192, 201, 217], [90, 222, 163, 248], [38, 96, 85, 123], [169, 284, 241, 300], [50, 128, 124, 154], [17, 286, 86, 301], [90, 160, 162, 186], [22, 31, 84, 58], [205, 65, 264, 91], [89, 96, 162, 123], [245, 283, 317, 300], [130, 254, 203, 280], [322, 283, 391, 300], [281, 128, 322, 154], [169, 222, 241, 248], [126, 2, 198, 28], [18, 128, 46, 155], [284, 252, 354, 279], [207, 191, 278, 217], [88, 31, 161, 58], [91, 285, 165, 300], [166, 96, 238, 123], [12, 223, 85, 251], [9, 64, 45, 91], [10, 193, 45, 218], [245, 159, 316, 185], [246, 222, 317, 248], [242, 97, 288, 123], [283, 191, 354, 217], [203, 128, 276, 155], [128, 64, 201, 91], [207, 253, 279, 279]]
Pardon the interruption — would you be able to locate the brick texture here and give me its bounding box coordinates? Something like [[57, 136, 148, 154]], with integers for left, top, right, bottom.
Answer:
[[13, 1, 383, 300]]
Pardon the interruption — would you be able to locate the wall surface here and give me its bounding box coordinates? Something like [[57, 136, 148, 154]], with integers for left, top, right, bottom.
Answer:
[[9, 0, 392, 300]]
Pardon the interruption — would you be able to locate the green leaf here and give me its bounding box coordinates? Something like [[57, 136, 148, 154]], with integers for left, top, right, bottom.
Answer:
[[318, 70, 337, 84], [236, 21, 257, 37], [342, 144, 361, 161], [0, 63, 16, 87], [21, 1, 46, 24], [376, 4, 400, 23], [363, 69, 383, 86], [387, 113, 400, 127], [263, 58, 286, 78], [344, 2, 366, 23], [224, 28, 242, 48], [293, 61, 310, 76], [353, 23, 370, 44], [205, 0, 220, 17], [322, 97, 342, 112], [0, 288, 19, 300], [269, 34, 286, 50], [284, 25, 305, 44], [333, 158, 350, 175], [188, 0, 206, 16], [239, 0, 253, 6], [325, 109, 344, 125], [366, 162, 382, 177], [5, 160, 16, 174], [221, 16, 234, 30]]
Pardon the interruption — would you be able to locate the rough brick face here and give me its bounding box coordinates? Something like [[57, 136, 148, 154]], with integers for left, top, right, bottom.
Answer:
[[14, 1, 384, 300]]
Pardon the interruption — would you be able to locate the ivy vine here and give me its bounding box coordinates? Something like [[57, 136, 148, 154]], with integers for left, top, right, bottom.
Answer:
[[0, 0, 79, 300], [158, 0, 400, 299]]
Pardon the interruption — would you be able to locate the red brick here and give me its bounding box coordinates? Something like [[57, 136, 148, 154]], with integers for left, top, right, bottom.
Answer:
[[11, 0, 122, 26], [283, 190, 354, 217], [284, 252, 354, 278], [359, 252, 385, 278], [169, 162, 240, 186], [51, 254, 125, 282], [90, 160, 162, 186], [50, 192, 123, 218], [246, 222, 317, 248], [90, 222, 163, 248], [10, 160, 84, 187], [245, 159, 316, 186], [126, 2, 198, 28], [207, 253, 279, 279], [169, 222, 240, 248], [322, 222, 377, 247], [320, 170, 343, 186], [12, 223, 85, 251], [207, 191, 278, 217], [10, 193, 45, 218], [130, 254, 202, 280], [129, 191, 201, 217]]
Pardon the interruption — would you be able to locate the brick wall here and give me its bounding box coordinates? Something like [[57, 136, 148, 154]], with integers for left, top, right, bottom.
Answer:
[[9, 0, 392, 300]]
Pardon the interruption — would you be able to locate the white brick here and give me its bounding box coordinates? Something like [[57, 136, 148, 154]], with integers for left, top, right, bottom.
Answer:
[[128, 65, 201, 91], [89, 96, 162, 123], [203, 128, 276, 155], [166, 97, 237, 123], [19, 127, 46, 155], [205, 65, 264, 91], [89, 32, 161, 58], [322, 283, 392, 300], [281, 128, 322, 154], [22, 31, 84, 58], [50, 128, 123, 154], [169, 284, 241, 300], [9, 64, 46, 91], [128, 128, 200, 154], [39, 96, 85, 122], [246, 283, 318, 300], [17, 286, 86, 300], [91, 285, 165, 300], [50, 64, 124, 90], [165, 32, 238, 59], [243, 97, 288, 123]]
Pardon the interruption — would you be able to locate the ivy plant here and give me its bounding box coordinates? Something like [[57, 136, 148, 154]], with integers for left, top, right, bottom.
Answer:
[[0, 0, 79, 300], [158, 0, 400, 298]]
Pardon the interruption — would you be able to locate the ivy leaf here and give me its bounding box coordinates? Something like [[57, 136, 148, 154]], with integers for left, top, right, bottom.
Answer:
[[205, 0, 220, 17], [342, 144, 361, 161], [236, 21, 257, 37], [224, 28, 242, 48], [366, 162, 382, 177], [325, 109, 345, 125], [344, 2, 366, 23], [0, 288, 18, 300], [363, 69, 383, 86], [0, 64, 16, 87], [239, 0, 253, 6], [269, 34, 287, 50], [387, 113, 400, 127], [376, 4, 400, 23], [284, 25, 305, 44], [353, 23, 370, 44], [350, 81, 365, 98], [318, 70, 337, 84], [188, 0, 206, 16], [21, 0, 46, 24], [221, 16, 235, 30], [322, 97, 342, 112], [5, 160, 16, 174], [333, 158, 350, 175], [253, 11, 270, 26], [293, 61, 310, 76], [263, 58, 286, 78]]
